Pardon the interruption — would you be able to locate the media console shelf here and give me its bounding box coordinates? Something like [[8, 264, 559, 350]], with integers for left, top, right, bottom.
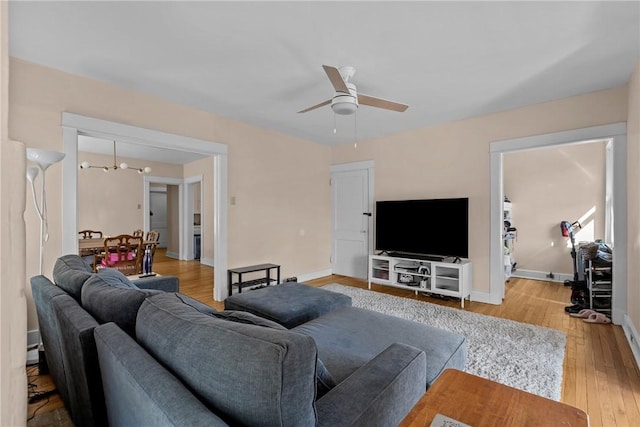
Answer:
[[369, 254, 472, 308]]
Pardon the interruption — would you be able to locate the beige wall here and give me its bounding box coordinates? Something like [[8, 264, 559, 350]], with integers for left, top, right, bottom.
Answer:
[[627, 60, 640, 333], [332, 86, 628, 293], [0, 2, 27, 424], [504, 142, 606, 275], [10, 59, 332, 332], [78, 151, 183, 237], [184, 156, 215, 261]]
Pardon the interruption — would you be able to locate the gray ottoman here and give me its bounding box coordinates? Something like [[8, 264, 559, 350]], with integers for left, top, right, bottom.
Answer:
[[224, 282, 352, 328]]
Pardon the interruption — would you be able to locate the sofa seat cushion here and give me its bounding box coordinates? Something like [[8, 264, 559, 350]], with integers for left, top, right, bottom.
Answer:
[[136, 293, 318, 427], [293, 306, 467, 388], [53, 254, 94, 301], [224, 282, 352, 328]]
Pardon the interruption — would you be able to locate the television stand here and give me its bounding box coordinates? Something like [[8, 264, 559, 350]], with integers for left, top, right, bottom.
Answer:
[[387, 252, 445, 262], [369, 254, 472, 308]]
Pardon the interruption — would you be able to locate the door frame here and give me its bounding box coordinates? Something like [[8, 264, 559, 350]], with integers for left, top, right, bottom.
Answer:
[[489, 122, 627, 325], [144, 177, 183, 257], [61, 112, 229, 302], [330, 160, 375, 277], [184, 175, 204, 262]]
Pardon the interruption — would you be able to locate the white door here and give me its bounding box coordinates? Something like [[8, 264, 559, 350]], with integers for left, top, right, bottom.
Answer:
[[150, 191, 168, 248], [331, 166, 372, 278]]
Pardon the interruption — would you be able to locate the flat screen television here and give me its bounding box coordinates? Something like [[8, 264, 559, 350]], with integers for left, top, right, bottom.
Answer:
[[375, 198, 469, 260]]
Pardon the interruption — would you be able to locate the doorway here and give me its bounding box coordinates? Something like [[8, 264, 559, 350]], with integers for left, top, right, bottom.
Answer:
[[489, 123, 627, 324], [61, 113, 230, 302], [330, 161, 374, 279], [149, 186, 169, 249]]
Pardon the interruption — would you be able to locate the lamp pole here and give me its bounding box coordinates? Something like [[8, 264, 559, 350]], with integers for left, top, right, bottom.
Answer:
[[26, 148, 65, 275]]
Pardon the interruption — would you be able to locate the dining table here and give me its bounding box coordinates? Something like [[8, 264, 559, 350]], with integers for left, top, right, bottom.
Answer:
[[78, 237, 157, 253]]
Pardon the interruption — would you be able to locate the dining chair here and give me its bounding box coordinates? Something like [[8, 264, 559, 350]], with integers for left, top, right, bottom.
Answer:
[[79, 230, 104, 267], [79, 229, 103, 239], [132, 229, 144, 238], [96, 234, 143, 275]]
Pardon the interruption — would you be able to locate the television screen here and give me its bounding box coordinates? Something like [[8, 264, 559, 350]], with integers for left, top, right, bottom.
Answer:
[[375, 198, 469, 259]]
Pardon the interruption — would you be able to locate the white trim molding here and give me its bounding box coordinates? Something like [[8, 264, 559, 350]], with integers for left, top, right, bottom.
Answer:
[[297, 268, 334, 283], [623, 314, 640, 371], [490, 123, 627, 323], [61, 112, 229, 301], [510, 270, 573, 284]]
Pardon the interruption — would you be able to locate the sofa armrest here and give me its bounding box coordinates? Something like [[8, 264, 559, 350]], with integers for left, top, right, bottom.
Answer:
[[134, 275, 179, 292], [316, 342, 426, 427], [94, 322, 228, 427]]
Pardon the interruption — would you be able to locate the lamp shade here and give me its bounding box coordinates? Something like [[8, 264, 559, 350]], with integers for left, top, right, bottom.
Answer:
[[26, 167, 39, 183], [27, 148, 65, 171]]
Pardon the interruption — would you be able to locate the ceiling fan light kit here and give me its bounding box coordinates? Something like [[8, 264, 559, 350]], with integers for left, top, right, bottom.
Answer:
[[298, 65, 409, 118], [331, 83, 358, 115], [79, 140, 151, 174]]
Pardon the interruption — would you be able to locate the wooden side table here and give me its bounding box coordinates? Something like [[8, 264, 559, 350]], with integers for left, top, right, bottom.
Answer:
[[400, 369, 589, 427], [227, 263, 280, 297]]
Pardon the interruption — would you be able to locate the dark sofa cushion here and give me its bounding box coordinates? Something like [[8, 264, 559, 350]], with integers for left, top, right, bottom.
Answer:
[[316, 358, 337, 399], [224, 282, 352, 328], [94, 323, 228, 427], [81, 274, 162, 337], [53, 254, 94, 301], [136, 292, 318, 427], [97, 268, 139, 289]]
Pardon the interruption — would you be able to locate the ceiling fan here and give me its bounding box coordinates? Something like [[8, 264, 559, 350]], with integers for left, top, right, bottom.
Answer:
[[298, 65, 409, 115]]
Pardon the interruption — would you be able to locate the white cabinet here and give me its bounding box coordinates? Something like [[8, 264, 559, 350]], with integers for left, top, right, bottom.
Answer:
[[368, 255, 472, 308]]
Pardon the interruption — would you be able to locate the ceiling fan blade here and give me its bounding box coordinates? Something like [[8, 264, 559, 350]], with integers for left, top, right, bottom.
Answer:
[[323, 65, 350, 93], [358, 94, 409, 112], [297, 99, 331, 114]]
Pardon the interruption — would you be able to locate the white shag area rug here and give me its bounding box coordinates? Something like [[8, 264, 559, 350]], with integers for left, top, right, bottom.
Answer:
[[322, 284, 566, 401]]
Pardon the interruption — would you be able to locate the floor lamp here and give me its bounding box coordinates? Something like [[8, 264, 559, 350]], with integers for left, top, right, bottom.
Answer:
[[26, 148, 65, 275]]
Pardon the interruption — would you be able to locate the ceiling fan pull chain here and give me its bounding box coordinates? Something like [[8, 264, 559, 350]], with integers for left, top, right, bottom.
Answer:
[[354, 110, 358, 148], [333, 112, 337, 134]]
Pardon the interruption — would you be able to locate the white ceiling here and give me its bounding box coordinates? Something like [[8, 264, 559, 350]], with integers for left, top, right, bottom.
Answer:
[[9, 1, 640, 146]]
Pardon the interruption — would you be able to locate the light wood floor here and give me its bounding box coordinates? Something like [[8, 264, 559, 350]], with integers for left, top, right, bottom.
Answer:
[[29, 250, 640, 426]]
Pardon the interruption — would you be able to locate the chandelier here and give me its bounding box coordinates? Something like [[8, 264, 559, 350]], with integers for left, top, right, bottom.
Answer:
[[79, 140, 151, 174]]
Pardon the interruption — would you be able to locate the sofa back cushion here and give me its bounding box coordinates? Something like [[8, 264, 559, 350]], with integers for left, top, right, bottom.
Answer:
[[97, 268, 139, 289], [136, 293, 318, 426], [94, 323, 229, 427], [53, 254, 94, 301], [81, 274, 161, 337]]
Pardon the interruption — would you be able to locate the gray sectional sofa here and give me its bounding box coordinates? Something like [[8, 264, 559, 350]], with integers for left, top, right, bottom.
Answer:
[[32, 254, 179, 427], [95, 292, 427, 426], [32, 254, 467, 427]]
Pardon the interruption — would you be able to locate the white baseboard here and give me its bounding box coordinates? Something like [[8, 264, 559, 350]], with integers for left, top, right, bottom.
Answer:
[[511, 269, 572, 283], [166, 251, 179, 259], [200, 257, 214, 267], [623, 314, 640, 371], [470, 290, 501, 305], [297, 268, 333, 283]]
